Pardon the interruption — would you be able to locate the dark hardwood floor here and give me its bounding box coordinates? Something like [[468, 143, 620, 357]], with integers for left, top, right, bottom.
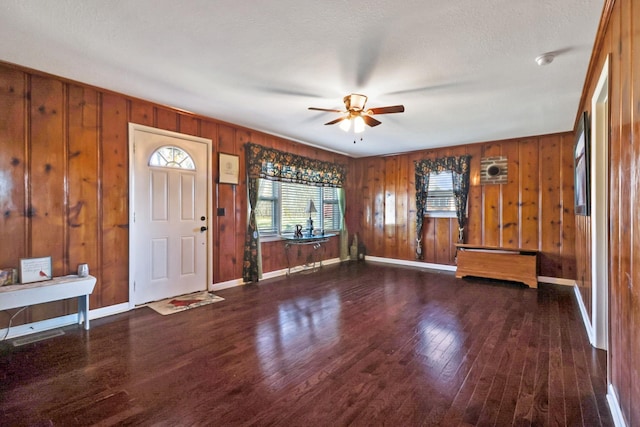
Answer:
[[1, 262, 613, 426]]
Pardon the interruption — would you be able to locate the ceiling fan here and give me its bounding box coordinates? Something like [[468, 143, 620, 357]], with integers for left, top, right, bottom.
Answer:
[[308, 94, 405, 132]]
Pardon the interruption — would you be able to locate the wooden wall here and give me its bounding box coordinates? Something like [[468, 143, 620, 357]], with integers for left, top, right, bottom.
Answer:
[[351, 133, 576, 279], [0, 62, 347, 327], [575, 0, 640, 424]]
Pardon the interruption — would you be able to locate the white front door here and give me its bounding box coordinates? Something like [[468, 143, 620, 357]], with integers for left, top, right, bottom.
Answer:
[[129, 124, 212, 305]]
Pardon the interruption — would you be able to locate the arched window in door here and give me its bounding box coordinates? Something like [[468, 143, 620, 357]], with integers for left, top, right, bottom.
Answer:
[[149, 146, 196, 170]]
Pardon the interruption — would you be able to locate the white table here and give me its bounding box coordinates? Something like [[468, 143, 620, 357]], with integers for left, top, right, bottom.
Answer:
[[0, 275, 97, 330]]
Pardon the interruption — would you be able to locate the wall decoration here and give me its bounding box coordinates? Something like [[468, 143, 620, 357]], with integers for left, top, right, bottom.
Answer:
[[219, 153, 239, 184], [480, 156, 508, 184], [19, 256, 52, 284], [574, 111, 590, 215]]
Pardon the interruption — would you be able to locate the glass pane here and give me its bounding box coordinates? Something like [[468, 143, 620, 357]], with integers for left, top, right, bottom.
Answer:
[[256, 179, 277, 234], [322, 202, 340, 231], [256, 199, 276, 233], [427, 171, 456, 212], [281, 182, 320, 234], [322, 186, 340, 230], [149, 146, 195, 170]]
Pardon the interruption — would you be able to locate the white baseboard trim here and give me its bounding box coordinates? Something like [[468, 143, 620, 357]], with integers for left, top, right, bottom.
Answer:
[[573, 283, 595, 346], [0, 302, 130, 340], [537, 276, 575, 286], [607, 384, 627, 427], [365, 257, 581, 288], [210, 278, 245, 291], [365, 256, 457, 272], [209, 257, 344, 291]]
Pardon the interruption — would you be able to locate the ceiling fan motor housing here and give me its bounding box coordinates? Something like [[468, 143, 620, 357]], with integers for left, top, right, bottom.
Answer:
[[344, 94, 368, 111]]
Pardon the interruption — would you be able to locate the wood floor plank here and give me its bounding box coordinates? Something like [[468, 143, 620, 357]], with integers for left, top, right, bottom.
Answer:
[[0, 263, 613, 426]]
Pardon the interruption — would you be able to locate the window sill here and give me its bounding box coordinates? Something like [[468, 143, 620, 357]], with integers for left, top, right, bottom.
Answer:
[[425, 212, 457, 219], [259, 232, 340, 243], [259, 235, 285, 243]]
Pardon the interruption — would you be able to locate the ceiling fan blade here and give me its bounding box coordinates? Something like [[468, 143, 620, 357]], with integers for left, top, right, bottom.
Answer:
[[324, 117, 347, 125], [362, 115, 382, 127], [367, 105, 405, 115], [308, 107, 344, 113]]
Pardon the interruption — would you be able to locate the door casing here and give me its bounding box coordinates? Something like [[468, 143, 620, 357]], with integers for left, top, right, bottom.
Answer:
[[128, 123, 213, 307]]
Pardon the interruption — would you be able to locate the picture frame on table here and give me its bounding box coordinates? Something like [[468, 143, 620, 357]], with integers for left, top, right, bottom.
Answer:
[[19, 256, 52, 284], [219, 153, 239, 184]]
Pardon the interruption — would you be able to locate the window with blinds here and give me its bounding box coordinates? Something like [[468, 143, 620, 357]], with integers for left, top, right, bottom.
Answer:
[[426, 171, 456, 216], [256, 179, 342, 235]]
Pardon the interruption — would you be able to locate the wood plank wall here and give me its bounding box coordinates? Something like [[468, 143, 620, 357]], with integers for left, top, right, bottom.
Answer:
[[350, 133, 576, 279], [575, 0, 640, 424], [0, 62, 347, 327]]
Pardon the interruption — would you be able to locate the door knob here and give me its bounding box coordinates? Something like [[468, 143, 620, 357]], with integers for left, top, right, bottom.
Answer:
[[200, 226, 208, 232]]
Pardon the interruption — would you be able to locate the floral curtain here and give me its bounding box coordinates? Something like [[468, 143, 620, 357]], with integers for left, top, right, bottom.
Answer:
[[242, 143, 347, 282], [414, 155, 471, 259], [242, 176, 262, 283], [338, 188, 348, 260]]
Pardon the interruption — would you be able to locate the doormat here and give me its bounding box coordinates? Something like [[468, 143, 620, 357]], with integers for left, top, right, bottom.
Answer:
[[146, 291, 224, 316]]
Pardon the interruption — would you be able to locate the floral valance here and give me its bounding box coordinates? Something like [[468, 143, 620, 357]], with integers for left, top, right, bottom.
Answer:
[[415, 156, 471, 176], [246, 142, 346, 187]]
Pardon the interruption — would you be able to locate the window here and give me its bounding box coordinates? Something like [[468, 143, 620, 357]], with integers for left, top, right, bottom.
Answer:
[[256, 179, 342, 236], [149, 146, 195, 170], [425, 171, 456, 217]]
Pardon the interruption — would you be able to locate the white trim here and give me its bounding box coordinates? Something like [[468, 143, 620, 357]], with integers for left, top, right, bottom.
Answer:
[[210, 278, 245, 292], [365, 256, 457, 272], [209, 257, 343, 291], [607, 384, 627, 427], [537, 276, 575, 286], [574, 283, 595, 345], [364, 257, 583, 287], [590, 56, 610, 351], [0, 303, 129, 340]]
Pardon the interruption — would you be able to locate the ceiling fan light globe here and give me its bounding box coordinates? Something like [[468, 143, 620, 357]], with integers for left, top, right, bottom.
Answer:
[[354, 116, 365, 133], [339, 119, 351, 132]]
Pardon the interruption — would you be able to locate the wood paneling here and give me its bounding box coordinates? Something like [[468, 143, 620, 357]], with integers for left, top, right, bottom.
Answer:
[[29, 76, 66, 322], [352, 134, 576, 278], [574, 0, 640, 423], [0, 62, 349, 328]]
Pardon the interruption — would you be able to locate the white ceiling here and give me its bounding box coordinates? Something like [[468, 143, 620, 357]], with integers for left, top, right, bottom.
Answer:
[[0, 0, 603, 157]]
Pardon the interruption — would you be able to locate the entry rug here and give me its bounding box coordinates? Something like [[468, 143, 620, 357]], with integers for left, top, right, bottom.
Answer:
[[146, 291, 224, 315]]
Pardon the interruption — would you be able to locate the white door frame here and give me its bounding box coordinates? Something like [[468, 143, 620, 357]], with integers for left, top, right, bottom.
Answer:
[[590, 56, 609, 351], [128, 123, 213, 308]]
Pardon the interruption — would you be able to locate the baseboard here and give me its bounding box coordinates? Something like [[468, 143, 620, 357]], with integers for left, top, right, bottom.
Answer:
[[364, 256, 457, 272], [210, 278, 245, 291], [0, 302, 130, 340], [209, 257, 344, 291], [365, 257, 582, 287], [607, 384, 627, 427], [573, 283, 595, 346], [537, 276, 575, 286]]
